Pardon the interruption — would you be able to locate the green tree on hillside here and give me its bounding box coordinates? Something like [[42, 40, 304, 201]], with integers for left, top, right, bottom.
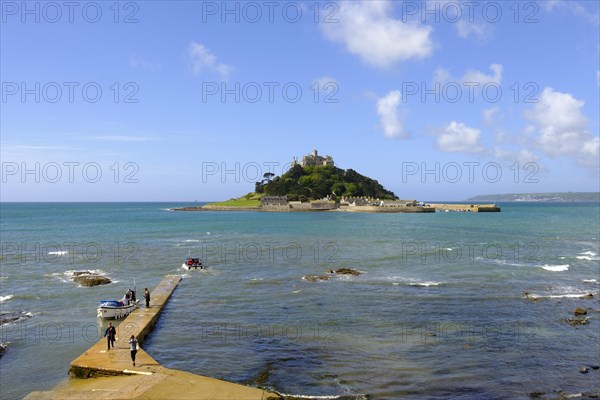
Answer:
[[262, 165, 397, 201]]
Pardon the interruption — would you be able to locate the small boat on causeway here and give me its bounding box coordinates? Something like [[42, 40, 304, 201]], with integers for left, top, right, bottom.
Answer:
[[97, 289, 139, 319], [182, 257, 203, 270]]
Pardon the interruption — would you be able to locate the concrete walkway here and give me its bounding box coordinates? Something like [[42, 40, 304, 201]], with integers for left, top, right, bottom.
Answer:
[[25, 275, 280, 400]]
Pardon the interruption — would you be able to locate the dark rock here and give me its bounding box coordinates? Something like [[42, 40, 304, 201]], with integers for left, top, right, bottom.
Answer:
[[0, 343, 6, 358], [528, 391, 545, 398], [334, 268, 362, 276], [574, 307, 588, 316], [73, 274, 111, 287], [0, 311, 33, 326], [590, 365, 600, 370], [555, 390, 600, 399], [581, 392, 600, 399]]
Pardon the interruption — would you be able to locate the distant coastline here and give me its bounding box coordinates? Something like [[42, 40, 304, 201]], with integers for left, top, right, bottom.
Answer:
[[466, 192, 599, 202]]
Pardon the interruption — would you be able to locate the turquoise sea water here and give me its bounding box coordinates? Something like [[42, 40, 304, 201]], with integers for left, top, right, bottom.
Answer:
[[1, 202, 599, 399]]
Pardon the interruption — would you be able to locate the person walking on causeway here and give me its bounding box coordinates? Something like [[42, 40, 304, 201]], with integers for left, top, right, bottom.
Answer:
[[104, 322, 116, 350], [129, 335, 139, 366]]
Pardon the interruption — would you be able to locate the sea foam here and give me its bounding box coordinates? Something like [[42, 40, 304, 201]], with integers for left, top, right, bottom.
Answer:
[[0, 295, 14, 303], [541, 264, 569, 272], [408, 281, 444, 287], [576, 251, 599, 261], [47, 250, 69, 255]]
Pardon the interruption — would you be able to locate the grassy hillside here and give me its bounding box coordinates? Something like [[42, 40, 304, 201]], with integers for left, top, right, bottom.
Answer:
[[206, 193, 262, 207], [258, 164, 397, 201]]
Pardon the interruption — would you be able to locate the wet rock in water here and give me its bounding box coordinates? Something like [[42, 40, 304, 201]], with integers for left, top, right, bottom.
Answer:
[[528, 392, 545, 398], [555, 390, 600, 399], [580, 367, 590, 374], [72, 273, 111, 287], [580, 293, 594, 300], [334, 268, 362, 276], [565, 317, 589, 326], [0, 311, 33, 326], [582, 392, 600, 399], [574, 307, 588, 316], [303, 275, 330, 283], [0, 343, 7, 358], [523, 292, 539, 302], [590, 365, 600, 370]]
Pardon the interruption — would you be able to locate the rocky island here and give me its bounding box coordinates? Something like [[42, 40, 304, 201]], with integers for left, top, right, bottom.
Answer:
[[175, 150, 500, 213]]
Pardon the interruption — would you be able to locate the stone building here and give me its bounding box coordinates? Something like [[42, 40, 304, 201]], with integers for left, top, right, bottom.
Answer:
[[380, 200, 418, 207], [260, 196, 288, 206], [292, 149, 334, 167], [340, 196, 377, 206]]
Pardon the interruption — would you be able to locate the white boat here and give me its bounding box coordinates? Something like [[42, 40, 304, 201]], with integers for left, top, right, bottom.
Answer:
[[97, 299, 139, 319], [97, 288, 139, 319]]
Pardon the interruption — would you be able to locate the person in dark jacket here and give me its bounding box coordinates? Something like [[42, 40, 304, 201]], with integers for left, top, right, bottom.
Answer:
[[104, 322, 116, 350]]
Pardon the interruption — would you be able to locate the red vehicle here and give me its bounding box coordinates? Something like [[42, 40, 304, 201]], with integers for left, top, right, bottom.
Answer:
[[182, 258, 203, 270]]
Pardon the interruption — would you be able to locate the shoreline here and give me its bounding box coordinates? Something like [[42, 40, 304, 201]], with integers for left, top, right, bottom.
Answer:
[[172, 203, 500, 213]]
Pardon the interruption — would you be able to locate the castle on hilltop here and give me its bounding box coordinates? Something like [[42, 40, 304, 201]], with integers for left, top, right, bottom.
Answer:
[[292, 149, 334, 167]]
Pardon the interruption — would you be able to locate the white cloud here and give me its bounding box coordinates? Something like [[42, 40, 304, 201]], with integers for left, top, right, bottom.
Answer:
[[432, 66, 450, 83], [376, 90, 409, 139], [543, 0, 560, 11], [482, 107, 500, 125], [314, 76, 338, 88], [188, 41, 233, 80], [456, 20, 492, 41], [543, 0, 599, 23], [320, 0, 433, 68], [461, 64, 503, 86], [494, 147, 541, 165], [315, 76, 337, 84], [526, 87, 599, 168], [431, 64, 502, 101], [432, 64, 503, 88], [436, 121, 484, 153]]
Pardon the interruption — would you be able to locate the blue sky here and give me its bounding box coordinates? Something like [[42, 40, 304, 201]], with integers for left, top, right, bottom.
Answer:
[[1, 0, 599, 201]]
